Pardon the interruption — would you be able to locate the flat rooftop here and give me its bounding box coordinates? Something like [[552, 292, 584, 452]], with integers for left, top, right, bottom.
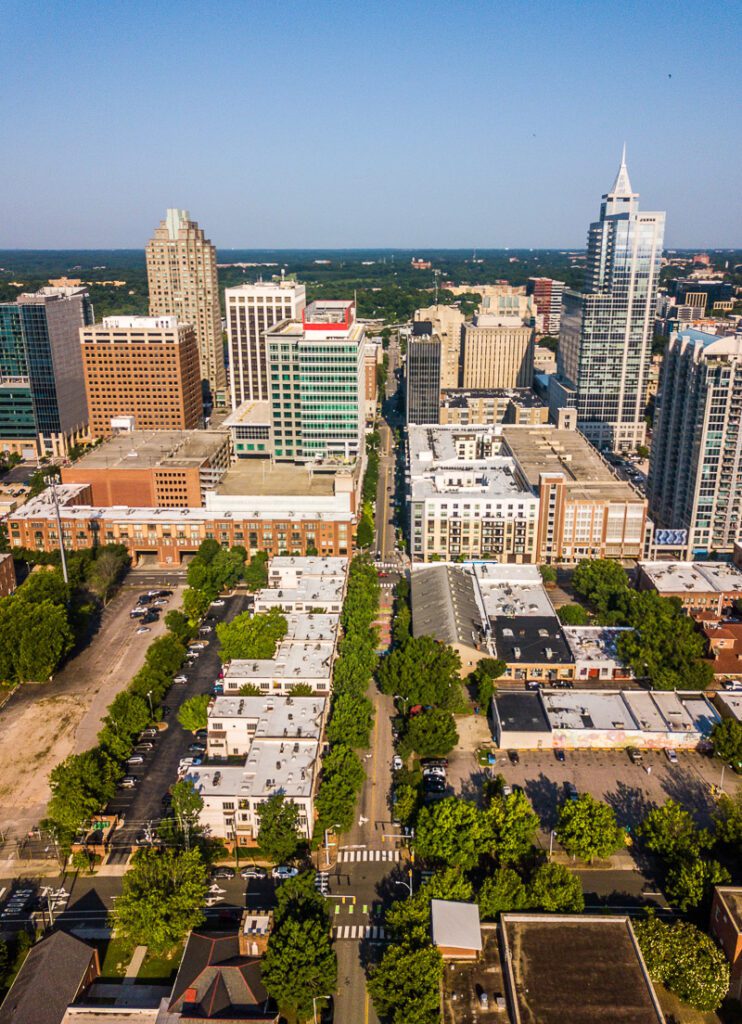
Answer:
[[441, 387, 545, 408], [221, 400, 272, 427], [208, 695, 325, 738], [255, 578, 345, 606], [280, 612, 340, 643], [503, 427, 641, 503], [70, 430, 228, 470], [479, 578, 556, 620], [216, 461, 342, 497], [269, 556, 348, 578], [495, 616, 572, 666], [501, 915, 665, 1024], [494, 691, 551, 734], [408, 424, 500, 466], [714, 691, 742, 722], [190, 737, 319, 799], [223, 641, 334, 683], [639, 560, 742, 594], [543, 690, 638, 731], [563, 626, 633, 665]]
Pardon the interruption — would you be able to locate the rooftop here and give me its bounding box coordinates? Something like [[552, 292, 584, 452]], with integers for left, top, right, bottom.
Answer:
[[431, 900, 482, 952], [254, 577, 345, 608], [639, 560, 742, 595], [542, 690, 638, 731], [441, 387, 545, 409], [98, 315, 179, 329], [221, 400, 272, 428], [69, 430, 228, 470], [279, 612, 340, 643], [269, 556, 348, 578], [189, 738, 318, 799], [215, 461, 341, 497], [501, 915, 665, 1024], [410, 565, 483, 647], [502, 427, 642, 503], [208, 695, 326, 738], [563, 626, 633, 665], [475, 564, 555, 620], [714, 691, 742, 722], [717, 888, 742, 933], [493, 691, 551, 734], [494, 616, 572, 666], [222, 641, 334, 684]]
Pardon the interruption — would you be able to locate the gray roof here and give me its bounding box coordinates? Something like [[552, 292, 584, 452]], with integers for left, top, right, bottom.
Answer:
[[411, 566, 482, 647], [0, 931, 97, 1024], [431, 900, 482, 951]]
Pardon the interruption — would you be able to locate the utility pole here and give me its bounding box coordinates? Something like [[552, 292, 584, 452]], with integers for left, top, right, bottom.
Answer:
[[48, 476, 68, 585]]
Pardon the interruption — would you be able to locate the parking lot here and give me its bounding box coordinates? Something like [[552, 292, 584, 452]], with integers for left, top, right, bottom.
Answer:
[[444, 744, 734, 833]]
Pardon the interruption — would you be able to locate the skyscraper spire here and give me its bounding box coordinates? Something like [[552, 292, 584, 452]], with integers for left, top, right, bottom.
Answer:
[[609, 144, 633, 197]]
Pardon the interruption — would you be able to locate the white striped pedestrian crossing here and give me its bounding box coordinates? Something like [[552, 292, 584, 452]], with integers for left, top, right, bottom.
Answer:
[[337, 848, 401, 863], [333, 925, 387, 941]]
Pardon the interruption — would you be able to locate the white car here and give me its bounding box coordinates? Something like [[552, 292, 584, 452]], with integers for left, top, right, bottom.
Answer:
[[178, 756, 202, 770], [173, 674, 188, 684], [271, 865, 299, 881], [664, 748, 679, 764], [422, 765, 446, 778], [189, 641, 208, 651], [136, 626, 151, 634], [392, 755, 403, 771]]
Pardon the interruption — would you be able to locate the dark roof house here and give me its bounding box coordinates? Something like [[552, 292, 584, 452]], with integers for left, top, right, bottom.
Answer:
[[0, 931, 99, 1024], [169, 930, 277, 1022]]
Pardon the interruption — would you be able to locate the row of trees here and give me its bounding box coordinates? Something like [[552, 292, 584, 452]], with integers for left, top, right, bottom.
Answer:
[[216, 606, 287, 662], [571, 559, 712, 689], [0, 545, 129, 686], [180, 539, 268, 620], [358, 432, 381, 549], [315, 557, 379, 835]]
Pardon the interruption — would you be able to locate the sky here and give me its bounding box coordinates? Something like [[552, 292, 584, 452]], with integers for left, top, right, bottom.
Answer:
[[2, 0, 740, 249]]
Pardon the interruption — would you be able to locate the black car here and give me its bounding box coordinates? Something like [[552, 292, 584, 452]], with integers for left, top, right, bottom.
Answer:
[[423, 775, 446, 792], [211, 866, 236, 880], [508, 750, 520, 765], [554, 749, 566, 763]]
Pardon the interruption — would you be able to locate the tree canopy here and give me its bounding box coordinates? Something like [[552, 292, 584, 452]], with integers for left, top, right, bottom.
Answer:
[[369, 946, 443, 1024], [634, 915, 729, 1012], [710, 717, 742, 769], [478, 867, 529, 920], [177, 694, 211, 733], [414, 798, 488, 870], [527, 862, 584, 912], [256, 794, 302, 864], [556, 794, 624, 862], [216, 608, 287, 662], [377, 635, 463, 710], [404, 708, 458, 758]]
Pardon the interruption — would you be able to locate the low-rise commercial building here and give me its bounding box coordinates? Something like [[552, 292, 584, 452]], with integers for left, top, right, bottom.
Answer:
[[191, 694, 326, 844], [492, 687, 720, 750], [563, 626, 634, 683], [637, 561, 742, 617], [223, 639, 335, 695], [703, 621, 742, 679], [8, 484, 354, 565], [253, 575, 345, 614], [439, 388, 548, 427], [61, 430, 230, 508]]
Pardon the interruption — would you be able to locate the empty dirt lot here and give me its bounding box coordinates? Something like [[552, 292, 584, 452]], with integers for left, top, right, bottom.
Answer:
[[0, 582, 183, 852]]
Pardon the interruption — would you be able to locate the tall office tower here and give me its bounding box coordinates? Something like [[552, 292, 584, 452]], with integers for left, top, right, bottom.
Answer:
[[648, 329, 742, 557], [414, 304, 465, 388], [461, 313, 534, 389], [526, 277, 565, 335], [0, 286, 92, 456], [406, 323, 441, 424], [266, 301, 365, 462], [226, 280, 306, 408], [145, 208, 226, 404], [555, 150, 665, 452], [81, 316, 202, 438]]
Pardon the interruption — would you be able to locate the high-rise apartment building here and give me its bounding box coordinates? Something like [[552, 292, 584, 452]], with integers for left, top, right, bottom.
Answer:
[[648, 328, 742, 557], [554, 151, 665, 452], [406, 324, 441, 424], [414, 304, 465, 388], [0, 286, 92, 456], [526, 277, 565, 335], [461, 314, 534, 390], [226, 280, 306, 408], [81, 316, 202, 437], [266, 301, 365, 463], [145, 208, 226, 403]]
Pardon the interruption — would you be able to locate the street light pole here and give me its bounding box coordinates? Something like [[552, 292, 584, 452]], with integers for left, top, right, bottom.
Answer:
[[394, 870, 414, 900], [323, 825, 341, 869], [313, 995, 332, 1024], [146, 690, 153, 719], [549, 830, 556, 859]]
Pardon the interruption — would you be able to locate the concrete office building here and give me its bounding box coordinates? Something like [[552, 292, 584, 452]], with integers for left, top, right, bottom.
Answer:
[[0, 286, 93, 457], [461, 313, 534, 390], [526, 276, 565, 335], [648, 329, 742, 557], [414, 304, 465, 389], [81, 316, 202, 437], [406, 325, 441, 424], [266, 301, 365, 463], [146, 208, 226, 403], [553, 150, 665, 451], [226, 280, 306, 408], [222, 400, 272, 459]]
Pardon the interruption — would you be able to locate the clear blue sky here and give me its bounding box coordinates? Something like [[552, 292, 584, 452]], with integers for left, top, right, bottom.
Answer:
[[3, 0, 740, 248]]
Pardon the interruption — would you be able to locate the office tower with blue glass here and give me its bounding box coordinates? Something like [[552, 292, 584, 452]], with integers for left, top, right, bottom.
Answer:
[[0, 286, 93, 457], [552, 150, 665, 452]]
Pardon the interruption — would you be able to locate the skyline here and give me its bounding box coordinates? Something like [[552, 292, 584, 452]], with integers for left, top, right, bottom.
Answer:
[[2, 0, 741, 249]]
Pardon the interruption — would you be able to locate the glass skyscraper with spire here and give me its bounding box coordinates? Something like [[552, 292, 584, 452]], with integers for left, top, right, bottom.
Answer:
[[552, 150, 665, 452]]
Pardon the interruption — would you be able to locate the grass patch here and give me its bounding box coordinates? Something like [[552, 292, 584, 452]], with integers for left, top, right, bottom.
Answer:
[[98, 936, 184, 983], [98, 936, 131, 979], [137, 942, 184, 983]]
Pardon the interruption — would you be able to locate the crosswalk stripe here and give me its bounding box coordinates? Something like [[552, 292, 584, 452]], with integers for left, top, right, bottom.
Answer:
[[333, 925, 387, 940], [338, 848, 402, 863]]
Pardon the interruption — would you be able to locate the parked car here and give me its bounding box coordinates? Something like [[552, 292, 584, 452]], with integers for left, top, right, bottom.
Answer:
[[141, 727, 158, 738], [392, 755, 403, 771], [179, 757, 202, 769], [173, 674, 188, 684], [423, 775, 446, 793], [240, 865, 267, 880], [195, 729, 208, 742], [189, 641, 208, 651], [564, 781, 578, 802], [272, 866, 299, 881], [136, 626, 151, 635], [211, 599, 226, 608], [722, 680, 742, 692], [508, 750, 520, 765], [627, 747, 643, 765], [211, 866, 236, 880], [665, 748, 679, 764], [120, 776, 138, 789], [422, 765, 446, 778], [199, 625, 213, 635], [135, 741, 155, 752], [554, 749, 566, 763], [188, 743, 206, 754], [126, 755, 144, 766], [130, 607, 148, 619]]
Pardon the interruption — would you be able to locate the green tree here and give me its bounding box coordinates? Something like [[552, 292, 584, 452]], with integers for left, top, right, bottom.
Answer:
[[557, 603, 590, 626], [165, 609, 194, 644], [486, 791, 540, 866], [182, 586, 210, 620], [572, 559, 630, 622], [714, 789, 742, 852], [46, 749, 120, 840], [356, 513, 374, 549], [288, 682, 314, 696], [478, 867, 529, 920], [378, 635, 463, 709], [177, 694, 211, 733], [527, 862, 584, 912], [369, 946, 443, 1024], [539, 564, 558, 584], [556, 794, 624, 862], [104, 691, 150, 738], [634, 916, 730, 1012], [393, 782, 419, 826], [405, 708, 458, 758], [315, 744, 364, 833], [468, 658, 506, 708], [414, 798, 485, 870], [637, 800, 712, 863], [216, 609, 287, 662], [238, 683, 262, 696], [109, 847, 208, 954], [170, 779, 204, 847], [618, 590, 713, 690], [257, 794, 302, 864], [710, 717, 742, 769], [86, 547, 129, 603], [326, 692, 374, 748], [386, 868, 474, 949], [243, 551, 269, 591], [664, 857, 730, 912]]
